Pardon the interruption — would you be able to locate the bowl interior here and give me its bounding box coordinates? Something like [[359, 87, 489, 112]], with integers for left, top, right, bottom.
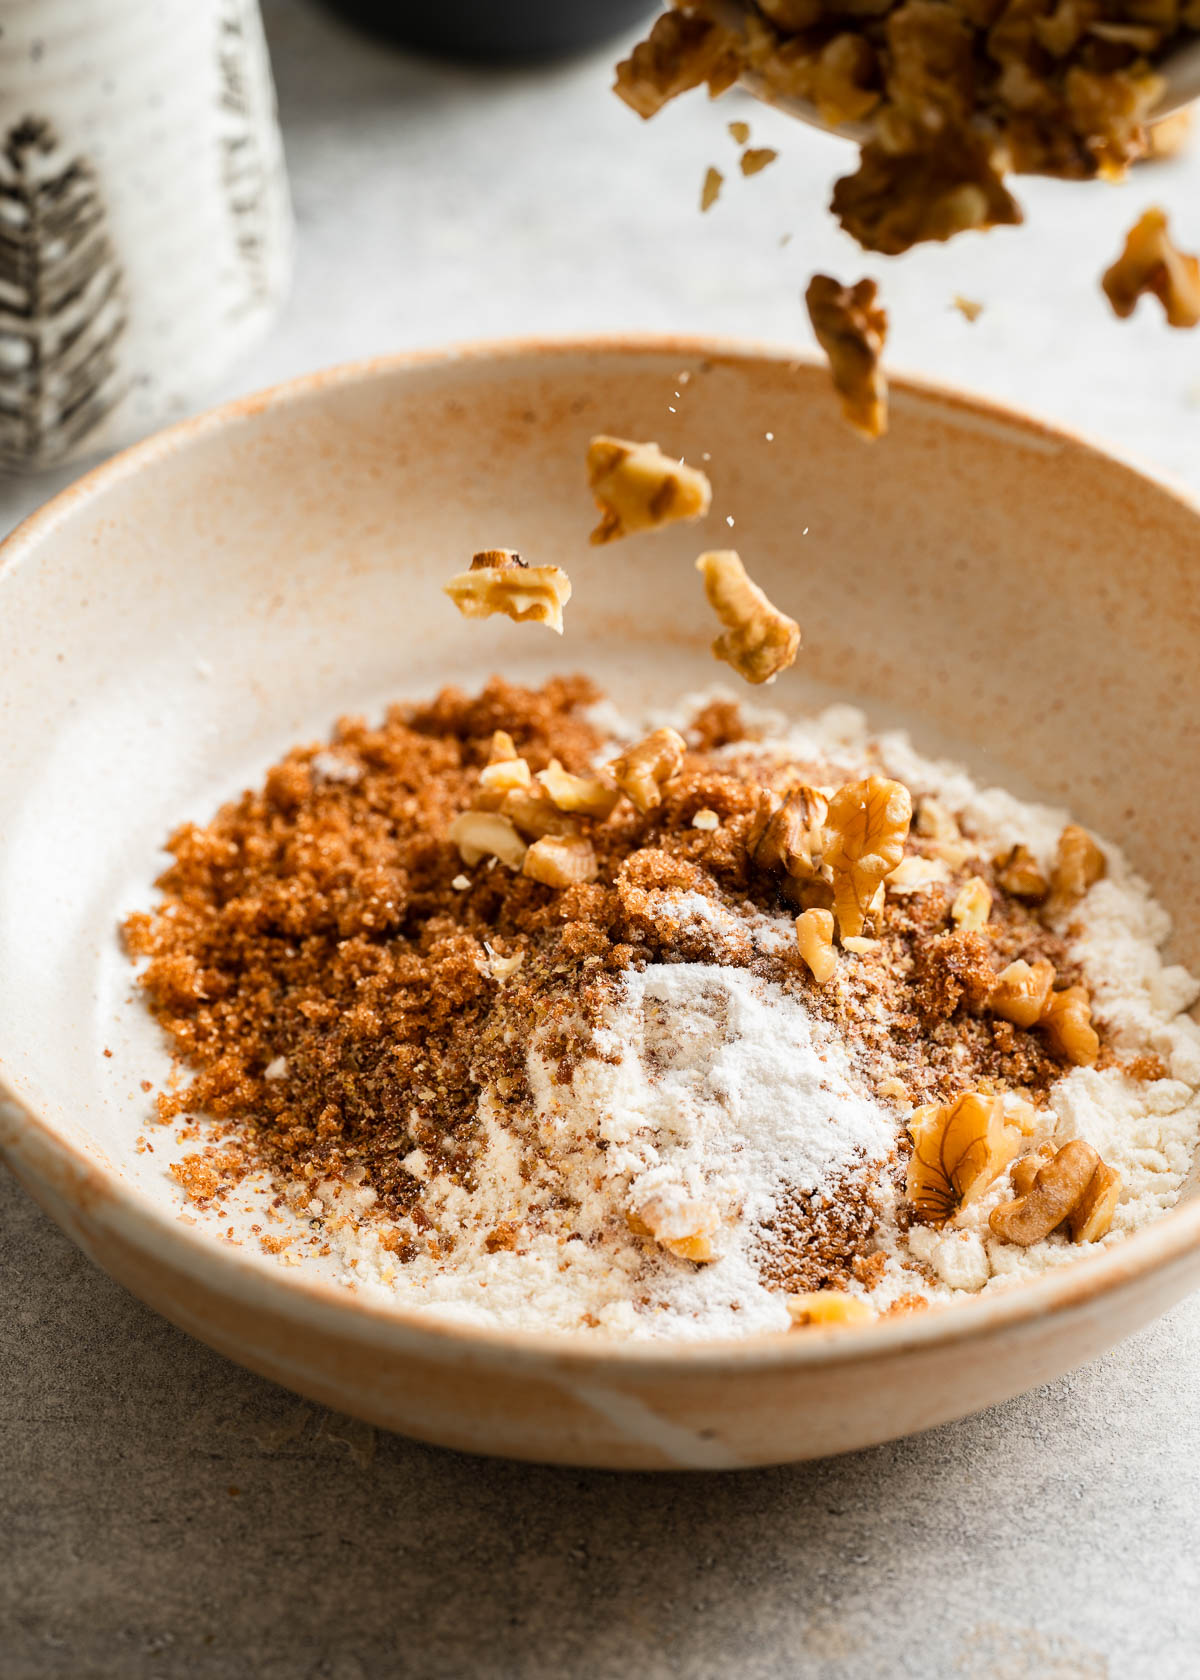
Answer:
[[3, 339, 1199, 1301]]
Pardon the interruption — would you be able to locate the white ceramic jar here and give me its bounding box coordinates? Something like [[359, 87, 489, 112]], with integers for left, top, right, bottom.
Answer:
[[0, 0, 292, 472]]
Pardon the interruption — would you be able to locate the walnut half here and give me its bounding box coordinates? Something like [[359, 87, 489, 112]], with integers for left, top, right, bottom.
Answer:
[[444, 550, 572, 634], [824, 775, 912, 938], [609, 727, 687, 813], [1103, 208, 1200, 329], [990, 1140, 1121, 1245], [587, 435, 712, 545], [906, 1092, 1024, 1224], [695, 549, 801, 685], [805, 274, 889, 439]]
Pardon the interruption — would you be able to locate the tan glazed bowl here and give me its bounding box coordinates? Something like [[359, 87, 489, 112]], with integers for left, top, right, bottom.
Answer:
[[3, 338, 1200, 1470]]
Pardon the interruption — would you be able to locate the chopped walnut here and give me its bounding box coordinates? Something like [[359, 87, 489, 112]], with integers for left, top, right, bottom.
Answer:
[[994, 843, 1049, 900], [953, 294, 984, 322], [613, 8, 740, 120], [500, 787, 582, 840], [728, 119, 751, 144], [630, 1193, 720, 1263], [824, 775, 913, 938], [478, 756, 532, 795], [1010, 1143, 1055, 1197], [951, 875, 993, 931], [990, 1139, 1120, 1244], [1040, 984, 1100, 1065], [523, 834, 600, 887], [751, 785, 828, 877], [786, 1291, 875, 1326], [796, 907, 838, 983], [692, 807, 720, 831], [444, 550, 572, 634], [740, 145, 778, 175], [1144, 109, 1192, 161], [537, 759, 621, 818], [609, 727, 687, 813], [888, 855, 951, 893], [587, 435, 712, 545], [695, 549, 801, 684], [990, 957, 1056, 1028], [805, 274, 889, 439], [907, 1092, 1023, 1223], [700, 164, 723, 210], [446, 811, 528, 872], [1103, 208, 1200, 328], [1049, 823, 1107, 906], [831, 128, 1021, 258]]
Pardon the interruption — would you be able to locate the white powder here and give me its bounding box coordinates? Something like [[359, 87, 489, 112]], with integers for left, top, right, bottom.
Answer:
[[267, 693, 1200, 1332], [331, 964, 896, 1337]]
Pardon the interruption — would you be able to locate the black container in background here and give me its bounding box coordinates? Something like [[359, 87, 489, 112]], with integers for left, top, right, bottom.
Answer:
[[323, 0, 660, 62]]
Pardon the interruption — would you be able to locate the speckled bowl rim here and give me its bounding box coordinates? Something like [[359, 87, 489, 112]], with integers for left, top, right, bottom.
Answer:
[[3, 332, 1199, 1377]]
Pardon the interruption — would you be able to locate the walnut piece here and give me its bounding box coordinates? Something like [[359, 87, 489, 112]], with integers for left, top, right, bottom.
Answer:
[[500, 788, 581, 840], [805, 274, 889, 439], [478, 756, 532, 795], [831, 129, 1021, 259], [695, 549, 801, 685], [907, 1092, 1023, 1224], [994, 843, 1049, 900], [990, 957, 1056, 1028], [630, 1193, 720, 1263], [587, 435, 712, 545], [537, 759, 620, 818], [740, 145, 778, 176], [1103, 208, 1200, 328], [609, 727, 687, 813], [444, 550, 571, 634], [751, 785, 828, 877], [1039, 983, 1100, 1065], [446, 811, 528, 872], [700, 164, 723, 211], [888, 855, 951, 894], [613, 8, 740, 120], [787, 1291, 875, 1327], [1049, 823, 1107, 906], [951, 875, 993, 931], [824, 775, 913, 938], [1010, 1144, 1055, 1197], [796, 907, 838, 983], [523, 834, 599, 887], [989, 1140, 1120, 1245]]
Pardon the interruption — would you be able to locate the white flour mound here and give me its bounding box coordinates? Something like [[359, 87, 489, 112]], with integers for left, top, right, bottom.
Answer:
[[280, 693, 1200, 1332], [332, 964, 896, 1339]]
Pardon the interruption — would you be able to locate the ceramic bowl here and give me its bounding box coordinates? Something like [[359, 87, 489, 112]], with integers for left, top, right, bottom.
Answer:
[[2, 338, 1199, 1470]]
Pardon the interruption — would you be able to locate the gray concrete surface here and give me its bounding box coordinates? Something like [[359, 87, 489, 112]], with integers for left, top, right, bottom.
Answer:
[[4, 3, 1200, 1675]]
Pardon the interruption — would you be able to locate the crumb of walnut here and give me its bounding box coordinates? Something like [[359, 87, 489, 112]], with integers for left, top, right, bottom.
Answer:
[[695, 549, 801, 684], [805, 274, 889, 439], [629, 1193, 720, 1263], [786, 1291, 875, 1326], [1103, 208, 1200, 328], [740, 145, 778, 175], [445, 550, 572, 634], [700, 164, 723, 210], [586, 435, 712, 544]]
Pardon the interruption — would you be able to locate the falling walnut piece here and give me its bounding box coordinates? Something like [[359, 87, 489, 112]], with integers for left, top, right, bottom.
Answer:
[[444, 550, 572, 634], [523, 834, 599, 888], [824, 775, 912, 938], [953, 295, 984, 322], [613, 8, 740, 120], [728, 119, 751, 145], [609, 727, 687, 813], [796, 907, 837, 983], [805, 274, 888, 440], [1102, 208, 1200, 328], [695, 549, 800, 685], [990, 1140, 1121, 1246], [786, 1292, 875, 1327], [700, 164, 723, 211], [586, 435, 712, 545], [740, 145, 778, 176], [907, 1092, 1024, 1224]]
